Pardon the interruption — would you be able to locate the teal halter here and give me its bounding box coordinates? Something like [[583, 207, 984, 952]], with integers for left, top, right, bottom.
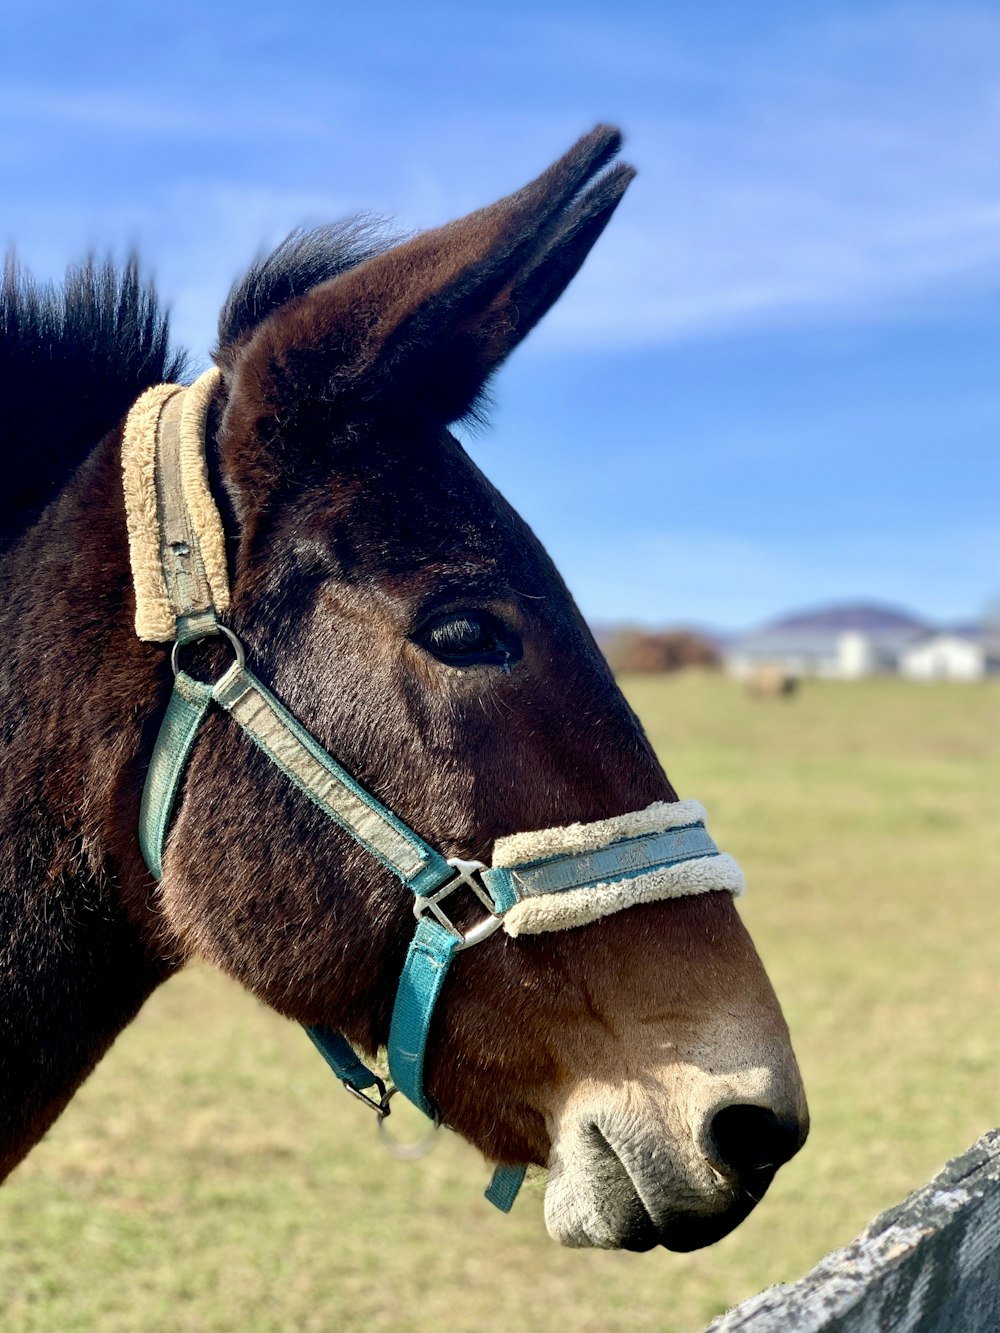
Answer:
[[139, 616, 728, 1211], [122, 371, 742, 1214], [140, 615, 536, 1207]]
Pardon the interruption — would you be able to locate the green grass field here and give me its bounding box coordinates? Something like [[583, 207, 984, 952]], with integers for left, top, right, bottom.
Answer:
[[3, 675, 998, 1332]]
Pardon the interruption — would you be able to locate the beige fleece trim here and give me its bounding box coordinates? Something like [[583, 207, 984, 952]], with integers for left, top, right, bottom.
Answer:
[[122, 383, 185, 640], [502, 852, 745, 936], [121, 368, 229, 641], [492, 799, 708, 868], [177, 367, 229, 616]]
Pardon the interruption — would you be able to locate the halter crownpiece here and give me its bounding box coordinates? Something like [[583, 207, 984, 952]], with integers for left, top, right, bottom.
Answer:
[[121, 367, 228, 642], [121, 373, 747, 1214]]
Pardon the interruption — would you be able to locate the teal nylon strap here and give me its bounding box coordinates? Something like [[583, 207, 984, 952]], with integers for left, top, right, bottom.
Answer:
[[481, 823, 719, 909], [139, 671, 214, 878], [175, 609, 219, 644], [138, 662, 483, 1173], [485, 1164, 528, 1212], [387, 922, 531, 1212], [386, 917, 461, 1117], [211, 663, 454, 897], [305, 1026, 382, 1092]]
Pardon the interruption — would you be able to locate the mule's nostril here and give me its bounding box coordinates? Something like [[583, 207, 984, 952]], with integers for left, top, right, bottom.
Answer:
[[708, 1104, 804, 1177]]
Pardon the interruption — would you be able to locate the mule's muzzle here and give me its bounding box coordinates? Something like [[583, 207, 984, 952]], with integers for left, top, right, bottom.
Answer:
[[544, 1087, 808, 1251], [577, 1122, 792, 1253]]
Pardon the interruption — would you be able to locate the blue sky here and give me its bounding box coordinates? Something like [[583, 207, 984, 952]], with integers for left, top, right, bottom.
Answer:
[[4, 0, 998, 628]]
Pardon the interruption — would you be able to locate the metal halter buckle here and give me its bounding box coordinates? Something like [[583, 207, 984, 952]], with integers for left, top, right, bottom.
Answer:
[[412, 858, 504, 951], [343, 1072, 393, 1119]]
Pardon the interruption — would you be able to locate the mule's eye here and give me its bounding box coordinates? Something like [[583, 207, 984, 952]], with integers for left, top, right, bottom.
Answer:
[[414, 610, 521, 669]]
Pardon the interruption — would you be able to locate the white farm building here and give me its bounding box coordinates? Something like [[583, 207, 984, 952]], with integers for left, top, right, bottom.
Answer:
[[899, 633, 994, 681], [726, 628, 906, 681], [725, 605, 1000, 682]]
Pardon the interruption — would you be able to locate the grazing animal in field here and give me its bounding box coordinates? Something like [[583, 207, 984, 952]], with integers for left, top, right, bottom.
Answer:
[[0, 128, 807, 1250], [746, 665, 799, 699]]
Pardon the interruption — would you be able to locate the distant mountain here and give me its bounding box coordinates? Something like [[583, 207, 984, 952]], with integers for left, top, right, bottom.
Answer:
[[592, 603, 955, 647], [590, 622, 734, 651], [763, 603, 929, 635]]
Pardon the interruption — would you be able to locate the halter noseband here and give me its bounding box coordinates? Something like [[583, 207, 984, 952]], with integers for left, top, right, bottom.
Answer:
[[121, 370, 745, 1212]]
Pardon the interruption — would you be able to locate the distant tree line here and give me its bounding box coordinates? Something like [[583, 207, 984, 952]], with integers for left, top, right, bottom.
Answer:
[[602, 629, 721, 674]]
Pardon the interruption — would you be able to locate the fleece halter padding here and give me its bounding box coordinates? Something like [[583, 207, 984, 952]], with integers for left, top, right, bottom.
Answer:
[[122, 372, 746, 1214], [121, 367, 228, 641], [492, 800, 743, 936]]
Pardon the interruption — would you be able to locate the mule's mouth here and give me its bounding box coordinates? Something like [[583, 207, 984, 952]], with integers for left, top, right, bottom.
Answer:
[[544, 1119, 781, 1251], [639, 1177, 775, 1253]]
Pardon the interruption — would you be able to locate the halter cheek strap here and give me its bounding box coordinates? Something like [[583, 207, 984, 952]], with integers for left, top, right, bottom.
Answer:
[[138, 641, 522, 1203], [123, 372, 745, 1214]]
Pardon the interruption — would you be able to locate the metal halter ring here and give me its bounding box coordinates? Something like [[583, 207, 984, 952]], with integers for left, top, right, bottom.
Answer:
[[171, 623, 246, 678], [376, 1089, 442, 1161], [412, 858, 505, 951]]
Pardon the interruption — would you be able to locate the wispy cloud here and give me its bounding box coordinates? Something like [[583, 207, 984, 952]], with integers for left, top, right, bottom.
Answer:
[[5, 4, 1000, 352], [538, 7, 1000, 344]]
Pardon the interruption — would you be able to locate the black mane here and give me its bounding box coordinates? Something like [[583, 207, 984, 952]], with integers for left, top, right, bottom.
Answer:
[[0, 256, 186, 550], [0, 221, 396, 551], [217, 219, 396, 352]]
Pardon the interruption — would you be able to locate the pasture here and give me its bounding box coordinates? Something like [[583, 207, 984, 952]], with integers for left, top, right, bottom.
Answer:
[[2, 674, 997, 1332]]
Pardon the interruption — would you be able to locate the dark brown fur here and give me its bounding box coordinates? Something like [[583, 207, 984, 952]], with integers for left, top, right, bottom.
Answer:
[[0, 129, 804, 1233]]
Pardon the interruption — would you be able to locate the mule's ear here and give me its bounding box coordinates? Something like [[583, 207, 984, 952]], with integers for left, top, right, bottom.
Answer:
[[228, 126, 634, 434]]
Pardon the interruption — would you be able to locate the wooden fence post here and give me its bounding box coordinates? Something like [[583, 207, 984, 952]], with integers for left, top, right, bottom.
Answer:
[[707, 1128, 1000, 1331]]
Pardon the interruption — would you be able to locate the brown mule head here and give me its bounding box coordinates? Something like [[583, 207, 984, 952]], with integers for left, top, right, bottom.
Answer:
[[157, 126, 807, 1250]]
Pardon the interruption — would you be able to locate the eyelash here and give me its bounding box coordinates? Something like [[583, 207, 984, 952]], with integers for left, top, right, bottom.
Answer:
[[413, 610, 521, 671]]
